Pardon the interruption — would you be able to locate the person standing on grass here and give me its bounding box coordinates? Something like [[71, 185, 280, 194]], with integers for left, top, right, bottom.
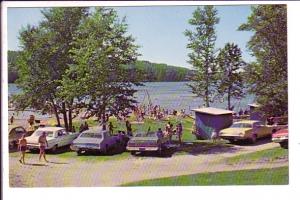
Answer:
[[176, 123, 183, 145], [126, 120, 132, 136], [18, 134, 27, 164], [108, 122, 114, 135], [10, 114, 14, 124], [38, 132, 48, 162]]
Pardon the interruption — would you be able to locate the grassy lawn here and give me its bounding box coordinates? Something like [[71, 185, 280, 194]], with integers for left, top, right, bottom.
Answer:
[[123, 166, 289, 186], [226, 147, 288, 165], [71, 115, 196, 142]]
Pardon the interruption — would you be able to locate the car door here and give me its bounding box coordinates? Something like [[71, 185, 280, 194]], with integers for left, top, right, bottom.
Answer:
[[253, 122, 265, 138], [61, 130, 71, 146], [252, 122, 261, 138], [56, 130, 66, 147]]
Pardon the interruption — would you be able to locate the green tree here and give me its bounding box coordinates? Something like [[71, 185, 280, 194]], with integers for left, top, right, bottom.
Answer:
[[239, 5, 287, 116], [8, 51, 21, 83], [216, 43, 246, 110], [61, 8, 141, 121], [14, 8, 88, 130], [185, 6, 220, 107]]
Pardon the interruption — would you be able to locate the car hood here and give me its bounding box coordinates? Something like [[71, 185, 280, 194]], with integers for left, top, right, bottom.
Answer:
[[72, 137, 103, 144], [220, 128, 252, 136]]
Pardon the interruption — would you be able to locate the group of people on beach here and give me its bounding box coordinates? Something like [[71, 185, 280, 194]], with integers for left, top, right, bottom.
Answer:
[[17, 132, 49, 165]]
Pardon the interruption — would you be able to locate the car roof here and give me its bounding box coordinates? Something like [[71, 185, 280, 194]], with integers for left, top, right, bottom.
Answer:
[[234, 120, 260, 124], [82, 127, 108, 133], [36, 127, 65, 132], [192, 107, 233, 115]]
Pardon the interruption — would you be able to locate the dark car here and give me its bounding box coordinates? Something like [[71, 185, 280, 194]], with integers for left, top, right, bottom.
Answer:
[[126, 131, 169, 156]]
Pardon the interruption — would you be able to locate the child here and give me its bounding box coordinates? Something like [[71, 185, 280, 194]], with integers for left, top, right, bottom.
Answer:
[[18, 134, 27, 164]]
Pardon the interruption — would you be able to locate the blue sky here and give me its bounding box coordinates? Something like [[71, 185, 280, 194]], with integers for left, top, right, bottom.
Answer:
[[7, 5, 254, 68]]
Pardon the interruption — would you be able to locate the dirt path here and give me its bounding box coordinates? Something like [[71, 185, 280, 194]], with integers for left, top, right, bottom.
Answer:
[[9, 141, 287, 187]]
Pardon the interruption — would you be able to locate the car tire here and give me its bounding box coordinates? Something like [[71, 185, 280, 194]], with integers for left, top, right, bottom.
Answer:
[[280, 142, 288, 149], [250, 134, 257, 144], [77, 150, 83, 156], [228, 139, 235, 144], [130, 151, 136, 156], [51, 145, 58, 153], [103, 144, 109, 155]]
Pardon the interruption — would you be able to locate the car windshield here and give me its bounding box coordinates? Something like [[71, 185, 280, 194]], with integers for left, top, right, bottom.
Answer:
[[32, 130, 54, 137], [135, 132, 157, 137], [80, 132, 102, 138], [230, 123, 253, 128]]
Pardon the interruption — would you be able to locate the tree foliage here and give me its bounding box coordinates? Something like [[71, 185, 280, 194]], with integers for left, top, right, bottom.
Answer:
[[239, 5, 287, 116], [9, 53, 192, 83], [8, 50, 20, 83], [216, 43, 246, 110], [14, 7, 141, 130], [61, 7, 141, 120], [185, 6, 220, 107]]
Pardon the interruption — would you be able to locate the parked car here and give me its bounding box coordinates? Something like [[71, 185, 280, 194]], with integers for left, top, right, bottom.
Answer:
[[9, 125, 28, 149], [26, 127, 80, 152], [126, 131, 169, 156], [219, 120, 273, 143], [70, 127, 129, 155], [272, 128, 288, 149]]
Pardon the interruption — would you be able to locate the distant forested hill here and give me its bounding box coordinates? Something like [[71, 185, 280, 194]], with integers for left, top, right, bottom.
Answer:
[[129, 60, 193, 82], [8, 51, 193, 83]]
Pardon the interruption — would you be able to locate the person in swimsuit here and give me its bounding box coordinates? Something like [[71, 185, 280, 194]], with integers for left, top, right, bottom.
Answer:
[[38, 132, 48, 162], [18, 134, 27, 164]]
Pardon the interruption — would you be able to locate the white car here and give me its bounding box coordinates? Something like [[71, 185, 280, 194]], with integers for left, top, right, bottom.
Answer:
[[26, 127, 80, 152]]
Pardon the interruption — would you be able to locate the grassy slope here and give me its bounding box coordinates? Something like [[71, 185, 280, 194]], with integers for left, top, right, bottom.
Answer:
[[123, 166, 289, 186]]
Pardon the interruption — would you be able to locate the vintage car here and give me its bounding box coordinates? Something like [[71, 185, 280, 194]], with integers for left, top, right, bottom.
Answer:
[[70, 127, 129, 155], [126, 131, 169, 155], [272, 128, 288, 149], [9, 125, 28, 149], [26, 127, 80, 152], [219, 120, 273, 143]]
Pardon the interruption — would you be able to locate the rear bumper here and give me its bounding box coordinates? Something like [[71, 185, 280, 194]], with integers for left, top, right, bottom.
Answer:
[[70, 144, 101, 152], [127, 146, 159, 151]]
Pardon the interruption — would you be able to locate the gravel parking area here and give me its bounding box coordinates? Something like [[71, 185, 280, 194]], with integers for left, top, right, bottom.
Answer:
[[9, 139, 288, 187]]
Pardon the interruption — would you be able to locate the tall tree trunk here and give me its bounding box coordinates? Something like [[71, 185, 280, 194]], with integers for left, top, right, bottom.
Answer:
[[68, 103, 73, 132], [50, 98, 61, 126], [228, 87, 231, 110], [205, 65, 210, 107], [62, 102, 69, 131]]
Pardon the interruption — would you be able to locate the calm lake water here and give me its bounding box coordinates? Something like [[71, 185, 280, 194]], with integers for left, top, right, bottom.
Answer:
[[8, 82, 254, 117]]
